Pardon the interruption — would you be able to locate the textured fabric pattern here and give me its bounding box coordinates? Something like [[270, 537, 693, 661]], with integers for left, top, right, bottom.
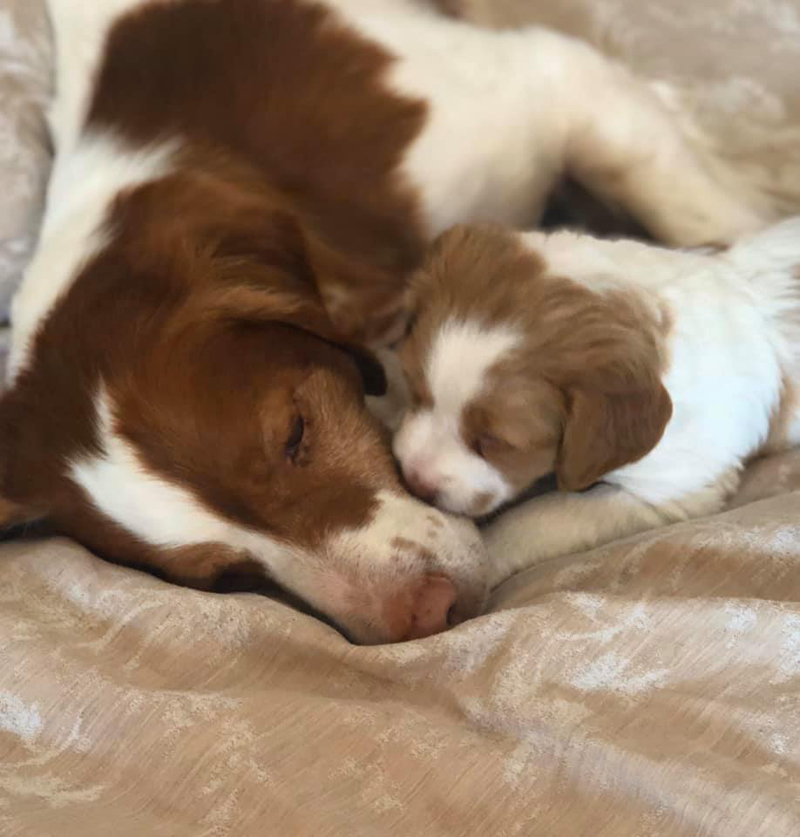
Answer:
[[2, 1, 800, 835], [0, 0, 51, 322], [1, 478, 800, 836]]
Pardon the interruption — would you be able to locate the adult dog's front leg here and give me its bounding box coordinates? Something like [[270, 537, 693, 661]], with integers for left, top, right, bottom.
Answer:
[[482, 483, 722, 589]]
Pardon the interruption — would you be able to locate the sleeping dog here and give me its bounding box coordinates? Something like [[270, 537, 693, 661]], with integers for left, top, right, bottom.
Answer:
[[1, 0, 772, 642], [394, 219, 800, 585]]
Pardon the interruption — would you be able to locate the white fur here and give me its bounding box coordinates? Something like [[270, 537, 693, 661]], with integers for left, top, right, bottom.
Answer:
[[393, 319, 519, 513], [521, 225, 800, 504], [45, 0, 151, 155], [69, 387, 487, 643], [481, 219, 800, 581], [366, 346, 410, 433], [68, 385, 483, 591], [326, 489, 488, 638], [8, 134, 176, 381], [329, 0, 770, 243], [483, 476, 739, 589], [69, 387, 303, 555]]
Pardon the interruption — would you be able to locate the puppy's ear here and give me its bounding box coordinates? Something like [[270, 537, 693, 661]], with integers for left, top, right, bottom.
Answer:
[[556, 379, 672, 492], [517, 272, 675, 492]]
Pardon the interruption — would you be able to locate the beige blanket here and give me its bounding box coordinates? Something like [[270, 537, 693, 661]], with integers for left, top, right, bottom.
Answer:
[[3, 466, 800, 836], [2, 2, 800, 835]]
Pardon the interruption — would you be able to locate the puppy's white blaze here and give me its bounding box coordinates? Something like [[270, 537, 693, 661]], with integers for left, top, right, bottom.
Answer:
[[426, 319, 520, 415], [394, 320, 518, 513], [396, 408, 511, 513], [9, 135, 176, 381]]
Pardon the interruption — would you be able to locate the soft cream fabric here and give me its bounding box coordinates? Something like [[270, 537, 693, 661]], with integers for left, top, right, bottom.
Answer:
[[2, 2, 800, 835], [2, 471, 799, 836], [0, 0, 51, 322]]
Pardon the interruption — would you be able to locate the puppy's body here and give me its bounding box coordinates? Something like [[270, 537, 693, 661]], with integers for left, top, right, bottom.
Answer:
[[395, 220, 800, 584], [532, 225, 800, 505], [0, 0, 777, 642]]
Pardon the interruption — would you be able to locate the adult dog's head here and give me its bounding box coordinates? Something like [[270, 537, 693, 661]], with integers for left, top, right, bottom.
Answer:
[[0, 154, 488, 645]]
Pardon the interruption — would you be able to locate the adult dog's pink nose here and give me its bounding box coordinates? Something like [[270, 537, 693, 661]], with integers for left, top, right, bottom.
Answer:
[[384, 573, 459, 641]]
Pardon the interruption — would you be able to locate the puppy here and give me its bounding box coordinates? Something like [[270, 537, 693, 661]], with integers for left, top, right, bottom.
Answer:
[[394, 220, 800, 584]]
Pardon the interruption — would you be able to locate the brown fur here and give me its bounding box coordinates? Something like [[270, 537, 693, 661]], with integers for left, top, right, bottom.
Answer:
[[0, 0, 434, 589], [86, 0, 428, 344], [161, 545, 270, 592], [402, 223, 673, 496], [88, 0, 428, 332], [0, 497, 28, 529]]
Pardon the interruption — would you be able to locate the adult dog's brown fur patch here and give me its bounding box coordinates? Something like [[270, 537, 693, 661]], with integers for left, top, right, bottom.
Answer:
[[0, 0, 434, 588], [88, 0, 429, 344]]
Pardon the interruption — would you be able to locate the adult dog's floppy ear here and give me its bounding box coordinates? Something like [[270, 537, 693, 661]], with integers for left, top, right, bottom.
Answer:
[[303, 228, 411, 349], [264, 293, 387, 397], [209, 281, 387, 397], [556, 378, 672, 492]]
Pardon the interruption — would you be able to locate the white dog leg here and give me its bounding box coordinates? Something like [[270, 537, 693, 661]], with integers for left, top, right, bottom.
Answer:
[[483, 480, 732, 588]]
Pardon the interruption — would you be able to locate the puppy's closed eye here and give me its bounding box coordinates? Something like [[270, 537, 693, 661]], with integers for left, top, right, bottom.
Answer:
[[471, 433, 512, 460]]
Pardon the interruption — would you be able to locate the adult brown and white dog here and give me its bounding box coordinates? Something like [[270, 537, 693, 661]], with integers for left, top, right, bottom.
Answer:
[[0, 0, 770, 643]]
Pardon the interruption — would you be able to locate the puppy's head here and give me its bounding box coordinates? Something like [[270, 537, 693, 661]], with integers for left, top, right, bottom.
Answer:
[[393, 224, 673, 516]]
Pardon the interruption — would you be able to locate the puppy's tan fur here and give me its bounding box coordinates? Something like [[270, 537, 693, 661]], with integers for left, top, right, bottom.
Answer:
[[401, 224, 673, 499], [396, 218, 800, 586]]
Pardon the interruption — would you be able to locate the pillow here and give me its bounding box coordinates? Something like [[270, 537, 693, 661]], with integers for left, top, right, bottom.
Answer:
[[0, 0, 52, 324]]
